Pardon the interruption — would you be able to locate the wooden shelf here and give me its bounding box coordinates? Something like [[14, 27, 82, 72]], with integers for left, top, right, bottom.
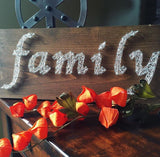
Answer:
[[1, 98, 160, 157]]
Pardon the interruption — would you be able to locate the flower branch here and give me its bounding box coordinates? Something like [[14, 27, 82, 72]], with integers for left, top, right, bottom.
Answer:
[[12, 114, 84, 154], [1, 79, 160, 157]]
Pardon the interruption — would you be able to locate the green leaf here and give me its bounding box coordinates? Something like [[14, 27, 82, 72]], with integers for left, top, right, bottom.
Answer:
[[56, 92, 76, 111], [59, 108, 79, 119], [130, 79, 155, 99], [117, 98, 134, 118], [139, 80, 155, 98]]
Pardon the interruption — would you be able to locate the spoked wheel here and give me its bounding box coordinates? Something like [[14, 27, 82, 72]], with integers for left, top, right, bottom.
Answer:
[[15, 0, 87, 28]]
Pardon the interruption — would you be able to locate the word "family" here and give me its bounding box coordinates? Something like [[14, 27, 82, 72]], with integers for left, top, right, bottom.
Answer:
[[1, 30, 160, 89]]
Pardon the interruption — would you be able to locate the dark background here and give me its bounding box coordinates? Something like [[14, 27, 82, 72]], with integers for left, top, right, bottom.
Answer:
[[0, 0, 140, 28]]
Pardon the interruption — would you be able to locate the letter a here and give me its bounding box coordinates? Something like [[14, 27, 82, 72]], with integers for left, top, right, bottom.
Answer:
[[28, 52, 51, 75]]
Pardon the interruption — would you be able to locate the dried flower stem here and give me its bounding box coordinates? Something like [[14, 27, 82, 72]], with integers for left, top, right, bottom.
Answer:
[[12, 115, 84, 154]]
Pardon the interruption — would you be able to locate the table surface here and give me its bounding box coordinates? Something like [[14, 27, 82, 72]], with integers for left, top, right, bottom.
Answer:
[[1, 98, 160, 157]]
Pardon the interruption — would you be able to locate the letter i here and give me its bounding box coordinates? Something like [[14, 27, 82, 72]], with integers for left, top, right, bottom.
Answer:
[[91, 42, 106, 75]]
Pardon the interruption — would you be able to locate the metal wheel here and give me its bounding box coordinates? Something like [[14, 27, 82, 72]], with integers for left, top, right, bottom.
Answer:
[[15, 0, 87, 28]]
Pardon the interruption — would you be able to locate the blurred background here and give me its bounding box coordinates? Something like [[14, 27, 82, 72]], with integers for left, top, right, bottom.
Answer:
[[0, 0, 160, 137], [0, 0, 159, 29]]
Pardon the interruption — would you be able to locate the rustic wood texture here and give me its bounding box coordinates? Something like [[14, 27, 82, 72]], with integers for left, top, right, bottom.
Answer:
[[0, 25, 160, 100], [0, 98, 160, 157], [0, 99, 66, 157]]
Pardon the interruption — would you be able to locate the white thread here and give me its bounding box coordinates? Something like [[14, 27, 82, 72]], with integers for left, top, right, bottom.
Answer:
[[1, 33, 35, 89], [91, 53, 106, 75], [129, 50, 160, 84], [28, 51, 51, 75], [52, 51, 88, 74], [98, 41, 106, 51], [114, 30, 138, 75]]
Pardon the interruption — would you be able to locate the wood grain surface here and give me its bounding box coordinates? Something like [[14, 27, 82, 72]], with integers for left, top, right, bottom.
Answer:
[[1, 98, 160, 157], [0, 25, 160, 100]]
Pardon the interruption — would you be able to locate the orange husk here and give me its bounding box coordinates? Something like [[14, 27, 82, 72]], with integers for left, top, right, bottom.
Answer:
[[76, 102, 89, 120], [77, 86, 97, 103], [99, 107, 119, 128], [12, 131, 32, 151], [0, 138, 12, 157], [48, 110, 68, 127], [76, 102, 89, 116], [110, 87, 127, 107], [10, 102, 25, 117], [37, 101, 51, 118], [23, 94, 37, 110], [95, 91, 112, 108], [51, 101, 64, 110], [29, 118, 48, 140]]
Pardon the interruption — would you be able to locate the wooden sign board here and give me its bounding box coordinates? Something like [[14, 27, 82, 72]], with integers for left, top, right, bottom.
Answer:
[[0, 25, 160, 100]]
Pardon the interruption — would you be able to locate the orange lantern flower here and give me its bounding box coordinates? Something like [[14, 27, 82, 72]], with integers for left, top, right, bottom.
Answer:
[[76, 102, 89, 116], [77, 86, 97, 104], [95, 91, 112, 108], [51, 101, 64, 110], [48, 110, 68, 127], [110, 87, 127, 107], [12, 131, 32, 151], [37, 101, 51, 118], [10, 102, 25, 117], [29, 118, 48, 140], [23, 94, 37, 110], [0, 138, 12, 157], [99, 107, 119, 128]]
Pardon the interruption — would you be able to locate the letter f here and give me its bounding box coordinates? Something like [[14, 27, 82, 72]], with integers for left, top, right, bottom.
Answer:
[[1, 33, 35, 89]]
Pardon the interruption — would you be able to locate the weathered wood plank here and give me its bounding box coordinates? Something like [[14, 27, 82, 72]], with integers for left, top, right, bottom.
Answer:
[[0, 99, 68, 157], [0, 25, 160, 99], [1, 99, 160, 157]]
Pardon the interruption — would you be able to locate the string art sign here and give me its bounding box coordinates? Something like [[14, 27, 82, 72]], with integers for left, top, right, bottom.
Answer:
[[0, 25, 160, 100]]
